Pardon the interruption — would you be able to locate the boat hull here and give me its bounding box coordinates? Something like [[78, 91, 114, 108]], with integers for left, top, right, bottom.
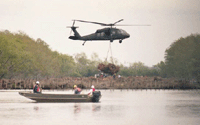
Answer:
[[19, 91, 101, 103]]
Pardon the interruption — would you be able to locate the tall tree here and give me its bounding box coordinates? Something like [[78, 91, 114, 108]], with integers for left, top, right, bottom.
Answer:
[[165, 34, 200, 82]]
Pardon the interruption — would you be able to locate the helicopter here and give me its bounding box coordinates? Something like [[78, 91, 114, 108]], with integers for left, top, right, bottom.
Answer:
[[67, 19, 150, 46]]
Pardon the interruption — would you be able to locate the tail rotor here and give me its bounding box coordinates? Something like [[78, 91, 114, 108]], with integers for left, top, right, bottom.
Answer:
[[67, 20, 78, 36], [67, 20, 81, 40], [67, 20, 75, 35], [70, 20, 75, 35]]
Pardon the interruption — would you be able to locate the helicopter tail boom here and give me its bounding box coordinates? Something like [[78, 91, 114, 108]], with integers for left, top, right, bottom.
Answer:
[[68, 27, 81, 40]]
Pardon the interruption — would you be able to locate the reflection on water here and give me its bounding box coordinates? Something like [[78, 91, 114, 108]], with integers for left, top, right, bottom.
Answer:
[[74, 104, 81, 113], [166, 100, 200, 117], [33, 106, 39, 111], [92, 104, 101, 112], [0, 90, 200, 125], [74, 103, 101, 114], [165, 90, 200, 118]]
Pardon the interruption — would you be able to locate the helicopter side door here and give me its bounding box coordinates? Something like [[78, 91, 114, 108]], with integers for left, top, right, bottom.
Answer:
[[96, 28, 110, 40], [97, 32, 110, 40]]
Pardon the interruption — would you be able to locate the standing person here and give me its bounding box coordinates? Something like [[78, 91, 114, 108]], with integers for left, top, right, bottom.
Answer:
[[33, 81, 41, 93], [74, 85, 81, 94], [88, 85, 95, 95]]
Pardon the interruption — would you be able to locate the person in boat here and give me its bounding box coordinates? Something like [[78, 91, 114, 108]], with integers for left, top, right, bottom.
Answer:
[[88, 85, 95, 95], [74, 85, 81, 94], [33, 81, 41, 93]]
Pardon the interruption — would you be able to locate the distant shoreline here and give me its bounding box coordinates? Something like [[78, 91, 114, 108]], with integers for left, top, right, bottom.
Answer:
[[0, 76, 200, 90]]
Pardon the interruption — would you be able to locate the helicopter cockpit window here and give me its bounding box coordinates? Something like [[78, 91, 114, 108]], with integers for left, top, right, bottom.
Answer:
[[119, 29, 127, 35], [117, 30, 122, 34], [120, 30, 124, 34]]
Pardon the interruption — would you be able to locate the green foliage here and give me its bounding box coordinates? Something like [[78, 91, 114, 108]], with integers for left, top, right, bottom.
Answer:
[[164, 34, 200, 82], [0, 31, 32, 78], [2, 30, 199, 80], [0, 30, 75, 79], [118, 62, 159, 77], [0, 30, 162, 78], [154, 61, 167, 77], [74, 52, 100, 77]]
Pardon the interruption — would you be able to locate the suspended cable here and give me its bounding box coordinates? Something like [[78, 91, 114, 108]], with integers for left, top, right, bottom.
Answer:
[[105, 42, 114, 64], [109, 42, 114, 64], [105, 43, 110, 62]]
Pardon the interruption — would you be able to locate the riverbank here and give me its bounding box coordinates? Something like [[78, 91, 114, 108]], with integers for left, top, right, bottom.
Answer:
[[0, 76, 199, 90]]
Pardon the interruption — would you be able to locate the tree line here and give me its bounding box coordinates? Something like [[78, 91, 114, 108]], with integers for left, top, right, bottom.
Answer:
[[157, 34, 200, 83], [0, 30, 199, 83]]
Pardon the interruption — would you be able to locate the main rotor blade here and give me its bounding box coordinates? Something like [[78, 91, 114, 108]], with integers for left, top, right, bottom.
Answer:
[[73, 19, 151, 27], [113, 19, 124, 25], [115, 24, 151, 26], [74, 20, 107, 26], [72, 20, 75, 27]]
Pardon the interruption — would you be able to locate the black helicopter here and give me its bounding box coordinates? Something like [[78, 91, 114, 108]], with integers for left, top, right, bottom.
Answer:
[[67, 19, 150, 45]]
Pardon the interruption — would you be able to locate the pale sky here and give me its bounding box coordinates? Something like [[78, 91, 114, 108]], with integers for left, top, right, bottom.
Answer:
[[0, 0, 200, 66]]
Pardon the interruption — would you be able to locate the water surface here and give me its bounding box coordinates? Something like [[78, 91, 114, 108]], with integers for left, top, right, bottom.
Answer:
[[0, 90, 200, 125]]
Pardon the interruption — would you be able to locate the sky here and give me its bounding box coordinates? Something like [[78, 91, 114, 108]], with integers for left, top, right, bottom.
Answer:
[[0, 0, 200, 67]]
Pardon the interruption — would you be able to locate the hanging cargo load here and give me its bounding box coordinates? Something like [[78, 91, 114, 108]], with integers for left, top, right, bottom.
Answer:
[[97, 63, 120, 75]]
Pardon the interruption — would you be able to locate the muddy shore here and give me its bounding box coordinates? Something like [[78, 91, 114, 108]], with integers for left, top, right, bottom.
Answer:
[[0, 76, 199, 90]]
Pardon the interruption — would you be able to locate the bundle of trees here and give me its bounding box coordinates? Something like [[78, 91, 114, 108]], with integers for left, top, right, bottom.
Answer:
[[98, 63, 120, 75]]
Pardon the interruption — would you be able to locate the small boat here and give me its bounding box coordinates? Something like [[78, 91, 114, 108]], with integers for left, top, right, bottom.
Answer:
[[19, 91, 101, 103]]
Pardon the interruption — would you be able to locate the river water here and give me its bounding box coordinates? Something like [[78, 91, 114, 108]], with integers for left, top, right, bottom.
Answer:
[[0, 89, 200, 125]]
